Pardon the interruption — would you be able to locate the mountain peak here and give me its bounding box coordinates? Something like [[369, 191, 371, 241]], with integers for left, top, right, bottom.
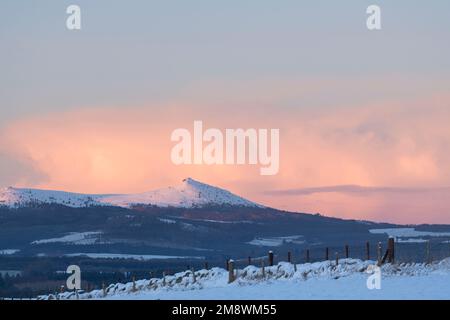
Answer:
[[181, 177, 213, 188], [102, 178, 262, 208], [0, 179, 262, 209], [181, 177, 208, 188]]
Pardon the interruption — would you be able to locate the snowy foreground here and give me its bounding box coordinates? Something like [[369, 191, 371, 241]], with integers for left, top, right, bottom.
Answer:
[[39, 258, 450, 300]]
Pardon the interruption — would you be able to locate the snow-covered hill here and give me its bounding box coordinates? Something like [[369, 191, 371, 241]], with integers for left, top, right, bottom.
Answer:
[[39, 258, 450, 300], [0, 178, 261, 209], [0, 187, 105, 208]]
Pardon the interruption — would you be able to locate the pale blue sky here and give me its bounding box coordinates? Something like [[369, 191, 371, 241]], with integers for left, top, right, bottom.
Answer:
[[1, 0, 450, 125], [1, 1, 450, 223]]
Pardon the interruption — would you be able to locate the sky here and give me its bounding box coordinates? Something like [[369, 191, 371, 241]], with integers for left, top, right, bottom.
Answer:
[[1, 1, 450, 224]]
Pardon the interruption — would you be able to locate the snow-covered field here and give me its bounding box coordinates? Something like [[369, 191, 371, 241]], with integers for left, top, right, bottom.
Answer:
[[31, 232, 103, 245], [0, 249, 20, 255], [369, 228, 450, 244], [41, 258, 450, 300], [247, 235, 305, 247], [64, 253, 205, 261], [369, 228, 450, 238]]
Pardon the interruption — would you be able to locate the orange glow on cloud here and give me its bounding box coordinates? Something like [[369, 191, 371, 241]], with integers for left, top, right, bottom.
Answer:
[[1, 95, 450, 224]]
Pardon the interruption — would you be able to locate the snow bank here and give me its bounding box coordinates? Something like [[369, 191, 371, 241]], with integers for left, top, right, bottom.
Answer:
[[38, 258, 450, 300]]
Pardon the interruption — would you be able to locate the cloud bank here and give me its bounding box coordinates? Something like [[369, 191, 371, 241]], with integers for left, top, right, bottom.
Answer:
[[1, 89, 450, 224]]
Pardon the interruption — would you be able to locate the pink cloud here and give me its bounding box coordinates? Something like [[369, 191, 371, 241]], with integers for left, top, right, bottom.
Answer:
[[1, 93, 450, 223]]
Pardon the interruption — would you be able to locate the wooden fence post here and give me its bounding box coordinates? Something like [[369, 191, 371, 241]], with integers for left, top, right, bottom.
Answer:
[[345, 245, 349, 259], [377, 242, 382, 265], [162, 272, 166, 286], [102, 282, 106, 297], [335, 252, 339, 265], [366, 241, 370, 260], [325, 247, 329, 260], [268, 251, 274, 266], [132, 276, 137, 292], [191, 268, 196, 283], [147, 273, 153, 289], [204, 262, 209, 270], [306, 249, 310, 263], [228, 260, 235, 283], [261, 260, 265, 278], [287, 251, 291, 263], [248, 256, 252, 266], [226, 259, 230, 271], [388, 237, 395, 263]]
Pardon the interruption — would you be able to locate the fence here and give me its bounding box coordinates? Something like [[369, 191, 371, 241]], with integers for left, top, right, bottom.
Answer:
[[218, 236, 450, 272], [3, 236, 448, 299], [220, 237, 449, 283], [107, 236, 450, 288]]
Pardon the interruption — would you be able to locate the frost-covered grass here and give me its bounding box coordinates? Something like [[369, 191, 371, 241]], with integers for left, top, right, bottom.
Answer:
[[40, 258, 450, 300]]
